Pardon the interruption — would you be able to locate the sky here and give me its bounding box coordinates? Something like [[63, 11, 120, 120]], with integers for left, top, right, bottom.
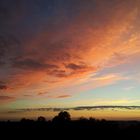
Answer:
[[0, 0, 140, 120]]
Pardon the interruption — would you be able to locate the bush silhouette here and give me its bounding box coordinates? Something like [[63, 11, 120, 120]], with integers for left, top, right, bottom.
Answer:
[[20, 118, 34, 123]]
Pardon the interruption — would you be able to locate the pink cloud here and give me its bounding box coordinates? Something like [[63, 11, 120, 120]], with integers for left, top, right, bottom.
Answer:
[[0, 0, 139, 100], [55, 95, 71, 99]]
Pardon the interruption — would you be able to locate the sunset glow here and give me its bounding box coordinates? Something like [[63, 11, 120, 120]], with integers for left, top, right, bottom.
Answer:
[[0, 0, 140, 120]]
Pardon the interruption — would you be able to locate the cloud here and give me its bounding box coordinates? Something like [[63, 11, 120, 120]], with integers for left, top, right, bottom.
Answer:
[[23, 95, 33, 97], [123, 86, 135, 91], [13, 58, 58, 71], [0, 95, 14, 100], [0, 85, 8, 90], [73, 105, 140, 111], [47, 69, 68, 78], [56, 95, 71, 98], [91, 99, 140, 106], [66, 63, 89, 70], [0, 81, 8, 90], [106, 52, 128, 67], [38, 92, 47, 96], [0, 84, 7, 90], [0, 0, 139, 99], [68, 73, 128, 93], [7, 105, 140, 114]]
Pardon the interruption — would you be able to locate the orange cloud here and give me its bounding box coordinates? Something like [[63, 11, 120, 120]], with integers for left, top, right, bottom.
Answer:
[[0, 0, 139, 101], [61, 73, 129, 94], [0, 95, 15, 105], [55, 95, 71, 99]]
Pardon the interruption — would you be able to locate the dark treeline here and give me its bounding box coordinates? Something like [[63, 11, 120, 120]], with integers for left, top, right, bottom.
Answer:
[[0, 111, 140, 139]]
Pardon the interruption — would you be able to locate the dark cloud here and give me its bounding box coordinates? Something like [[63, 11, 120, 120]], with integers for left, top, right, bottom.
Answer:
[[66, 63, 87, 70], [0, 84, 7, 90], [47, 64, 93, 77], [0, 35, 20, 64], [0, 95, 14, 100], [47, 69, 68, 77], [0, 81, 8, 90], [65, 63, 94, 73], [7, 106, 140, 114], [73, 106, 140, 111], [13, 58, 58, 70], [56, 95, 71, 98], [23, 95, 33, 97], [38, 92, 47, 95]]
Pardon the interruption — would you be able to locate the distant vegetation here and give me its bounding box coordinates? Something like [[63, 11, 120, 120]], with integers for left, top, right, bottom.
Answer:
[[0, 111, 140, 138]]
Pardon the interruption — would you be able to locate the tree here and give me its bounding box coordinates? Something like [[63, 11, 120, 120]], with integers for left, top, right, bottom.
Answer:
[[58, 111, 71, 121], [20, 118, 34, 123], [37, 116, 46, 122], [52, 111, 71, 123]]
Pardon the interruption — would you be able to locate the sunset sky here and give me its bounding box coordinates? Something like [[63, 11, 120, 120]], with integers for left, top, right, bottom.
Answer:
[[0, 0, 140, 120]]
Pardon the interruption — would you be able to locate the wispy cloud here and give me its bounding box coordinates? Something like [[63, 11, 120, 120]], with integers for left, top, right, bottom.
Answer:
[[123, 86, 135, 91], [55, 95, 71, 98], [68, 73, 129, 93], [7, 105, 140, 114], [38, 92, 47, 96], [0, 0, 139, 101], [0, 96, 14, 100], [0, 81, 8, 90]]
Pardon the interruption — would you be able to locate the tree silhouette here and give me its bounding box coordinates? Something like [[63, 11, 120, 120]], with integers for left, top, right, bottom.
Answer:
[[20, 118, 34, 123], [52, 111, 71, 123], [37, 116, 46, 122]]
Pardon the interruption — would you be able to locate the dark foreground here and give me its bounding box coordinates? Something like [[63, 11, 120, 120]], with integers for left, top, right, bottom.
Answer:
[[0, 119, 140, 139], [0, 111, 139, 139]]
